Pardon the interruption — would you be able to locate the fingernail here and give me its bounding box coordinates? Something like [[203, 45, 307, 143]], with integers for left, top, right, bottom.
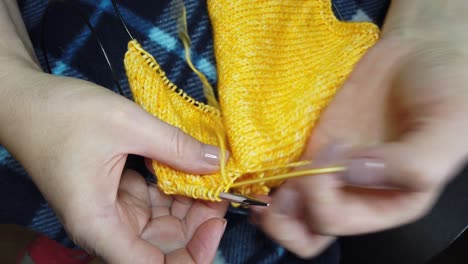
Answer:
[[272, 188, 299, 216], [221, 219, 228, 230], [344, 158, 386, 187], [202, 145, 222, 166]]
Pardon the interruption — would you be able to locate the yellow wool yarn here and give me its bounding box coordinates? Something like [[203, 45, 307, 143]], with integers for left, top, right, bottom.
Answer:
[[124, 0, 379, 201]]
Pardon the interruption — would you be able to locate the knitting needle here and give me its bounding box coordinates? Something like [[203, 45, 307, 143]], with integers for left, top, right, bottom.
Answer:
[[219, 192, 269, 207], [145, 180, 268, 206], [220, 166, 347, 205]]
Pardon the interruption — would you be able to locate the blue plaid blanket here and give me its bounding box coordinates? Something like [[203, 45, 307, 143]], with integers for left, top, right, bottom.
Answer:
[[1, 0, 389, 263]]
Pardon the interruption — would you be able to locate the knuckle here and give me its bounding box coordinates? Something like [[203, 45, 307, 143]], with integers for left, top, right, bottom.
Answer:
[[105, 101, 135, 128], [170, 127, 193, 161], [304, 206, 337, 234], [399, 162, 440, 191], [300, 193, 342, 234], [312, 212, 341, 235]]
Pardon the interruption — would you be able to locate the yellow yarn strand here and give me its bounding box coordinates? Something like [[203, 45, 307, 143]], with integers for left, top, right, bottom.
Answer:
[[177, 3, 220, 110], [230, 166, 347, 188], [175, 1, 230, 189]]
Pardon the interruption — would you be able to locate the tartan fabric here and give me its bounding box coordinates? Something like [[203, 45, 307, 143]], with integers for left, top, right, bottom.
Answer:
[[1, 0, 390, 262]]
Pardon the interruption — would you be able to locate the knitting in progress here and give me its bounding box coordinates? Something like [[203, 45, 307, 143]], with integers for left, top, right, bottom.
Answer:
[[124, 0, 379, 201]]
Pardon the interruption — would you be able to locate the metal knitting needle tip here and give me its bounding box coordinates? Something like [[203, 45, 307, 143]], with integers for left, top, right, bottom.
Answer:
[[219, 192, 269, 207]]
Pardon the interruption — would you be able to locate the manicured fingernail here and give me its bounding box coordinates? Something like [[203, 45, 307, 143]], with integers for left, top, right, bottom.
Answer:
[[202, 145, 222, 166], [344, 158, 386, 187], [272, 188, 299, 216]]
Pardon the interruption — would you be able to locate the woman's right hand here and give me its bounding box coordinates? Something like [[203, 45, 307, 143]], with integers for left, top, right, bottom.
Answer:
[[251, 0, 468, 258]]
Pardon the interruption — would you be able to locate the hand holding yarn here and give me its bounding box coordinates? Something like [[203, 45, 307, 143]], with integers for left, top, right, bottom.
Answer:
[[251, 1, 468, 258]]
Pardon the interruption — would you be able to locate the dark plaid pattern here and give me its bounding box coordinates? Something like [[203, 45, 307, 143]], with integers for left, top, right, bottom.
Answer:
[[1, 0, 389, 262]]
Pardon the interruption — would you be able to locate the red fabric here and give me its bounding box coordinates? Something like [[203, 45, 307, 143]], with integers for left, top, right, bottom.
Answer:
[[17, 235, 93, 264]]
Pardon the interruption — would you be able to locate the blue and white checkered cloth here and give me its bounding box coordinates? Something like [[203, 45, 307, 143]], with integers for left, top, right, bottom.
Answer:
[[1, 1, 389, 262]]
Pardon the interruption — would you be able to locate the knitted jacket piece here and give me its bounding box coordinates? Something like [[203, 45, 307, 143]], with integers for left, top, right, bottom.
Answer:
[[125, 0, 379, 201]]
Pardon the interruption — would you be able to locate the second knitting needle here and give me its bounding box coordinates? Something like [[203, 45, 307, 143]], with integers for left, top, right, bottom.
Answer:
[[219, 192, 269, 206]]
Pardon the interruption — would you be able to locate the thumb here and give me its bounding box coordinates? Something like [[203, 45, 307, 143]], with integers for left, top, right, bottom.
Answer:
[[342, 123, 468, 191], [118, 103, 224, 174]]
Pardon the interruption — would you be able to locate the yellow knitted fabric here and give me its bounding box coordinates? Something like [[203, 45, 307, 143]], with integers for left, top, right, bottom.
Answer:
[[124, 0, 379, 201]]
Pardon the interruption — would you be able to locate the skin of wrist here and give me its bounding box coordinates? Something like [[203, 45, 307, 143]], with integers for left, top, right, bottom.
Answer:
[[0, 68, 73, 154]]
